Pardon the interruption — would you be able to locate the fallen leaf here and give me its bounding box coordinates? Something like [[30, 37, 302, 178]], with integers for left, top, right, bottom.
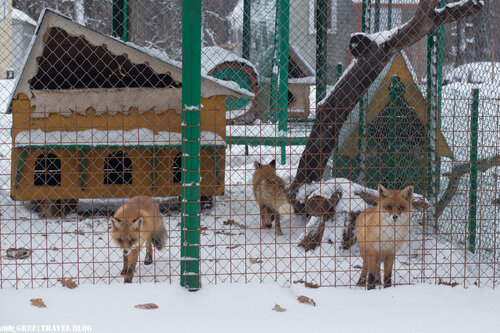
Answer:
[[223, 219, 235, 226], [58, 278, 78, 289], [272, 304, 287, 312], [200, 226, 208, 231], [438, 278, 459, 288], [226, 244, 241, 249], [293, 280, 319, 289], [135, 303, 159, 310], [249, 258, 263, 264], [63, 230, 85, 235], [297, 295, 316, 307], [30, 298, 47, 308]]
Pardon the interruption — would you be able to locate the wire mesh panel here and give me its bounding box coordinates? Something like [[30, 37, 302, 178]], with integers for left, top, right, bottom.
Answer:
[[0, 0, 499, 289]]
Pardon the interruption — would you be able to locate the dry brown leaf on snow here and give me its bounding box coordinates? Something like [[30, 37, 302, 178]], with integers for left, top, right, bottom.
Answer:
[[30, 298, 47, 308], [223, 219, 235, 226], [135, 303, 159, 310], [58, 278, 78, 289], [438, 278, 459, 288], [293, 280, 319, 289], [297, 295, 316, 307], [272, 304, 287, 312], [249, 258, 263, 264]]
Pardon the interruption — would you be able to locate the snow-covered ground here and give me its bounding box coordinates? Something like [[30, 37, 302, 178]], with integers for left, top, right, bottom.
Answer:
[[0, 142, 497, 290], [1, 282, 500, 333]]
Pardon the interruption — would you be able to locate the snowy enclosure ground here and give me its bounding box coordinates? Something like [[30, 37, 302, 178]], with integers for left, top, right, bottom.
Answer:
[[0, 282, 499, 333]]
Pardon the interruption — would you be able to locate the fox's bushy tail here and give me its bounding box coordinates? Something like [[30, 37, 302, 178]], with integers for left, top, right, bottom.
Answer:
[[277, 201, 294, 218], [152, 225, 167, 253]]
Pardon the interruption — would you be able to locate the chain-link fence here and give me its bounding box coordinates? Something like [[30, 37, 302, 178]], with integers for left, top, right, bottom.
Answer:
[[0, 0, 498, 289]]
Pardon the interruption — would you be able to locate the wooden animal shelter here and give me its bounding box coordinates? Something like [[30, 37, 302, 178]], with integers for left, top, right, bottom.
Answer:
[[8, 10, 252, 208], [330, 52, 453, 194]]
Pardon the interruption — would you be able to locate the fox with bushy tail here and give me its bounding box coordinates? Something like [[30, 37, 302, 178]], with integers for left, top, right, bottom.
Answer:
[[110, 196, 167, 283], [355, 184, 413, 289], [252, 160, 294, 235]]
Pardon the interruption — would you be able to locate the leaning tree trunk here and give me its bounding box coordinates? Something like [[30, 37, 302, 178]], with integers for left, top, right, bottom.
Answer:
[[290, 0, 483, 199]]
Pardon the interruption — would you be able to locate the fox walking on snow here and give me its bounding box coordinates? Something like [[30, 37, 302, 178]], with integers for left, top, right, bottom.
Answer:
[[110, 196, 167, 283], [355, 184, 413, 289], [252, 160, 294, 235]]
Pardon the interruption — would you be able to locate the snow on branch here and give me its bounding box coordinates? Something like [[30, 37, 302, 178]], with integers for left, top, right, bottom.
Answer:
[[349, 0, 484, 62]]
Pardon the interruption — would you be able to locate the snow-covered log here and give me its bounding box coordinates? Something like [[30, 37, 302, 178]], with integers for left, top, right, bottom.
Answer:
[[296, 178, 430, 251]]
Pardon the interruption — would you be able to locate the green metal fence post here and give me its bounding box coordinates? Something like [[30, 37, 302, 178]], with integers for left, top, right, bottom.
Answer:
[[112, 0, 128, 42], [387, 76, 399, 188], [387, 0, 392, 30], [277, 0, 290, 165], [181, 0, 201, 290], [468, 88, 480, 253], [336, 63, 343, 82], [374, 0, 380, 32], [242, 0, 251, 60], [425, 0, 444, 230], [315, 0, 328, 105]]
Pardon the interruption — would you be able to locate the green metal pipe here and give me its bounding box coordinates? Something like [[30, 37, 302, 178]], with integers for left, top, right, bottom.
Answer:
[[181, 0, 202, 290], [315, 0, 328, 105], [468, 88, 480, 253], [425, 0, 445, 230], [387, 0, 392, 30], [242, 0, 251, 60], [112, 0, 128, 42], [374, 0, 380, 32], [277, 0, 290, 165], [387, 76, 399, 187]]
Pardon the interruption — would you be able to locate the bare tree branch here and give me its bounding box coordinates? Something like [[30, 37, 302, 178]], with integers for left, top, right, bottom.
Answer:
[[436, 154, 500, 218]]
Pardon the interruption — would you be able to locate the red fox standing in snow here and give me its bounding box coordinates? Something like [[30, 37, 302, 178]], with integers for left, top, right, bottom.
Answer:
[[355, 184, 413, 289], [110, 196, 167, 283], [252, 160, 294, 235]]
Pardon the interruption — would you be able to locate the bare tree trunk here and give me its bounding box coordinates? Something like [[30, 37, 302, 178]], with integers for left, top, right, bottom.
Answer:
[[289, 0, 483, 199]]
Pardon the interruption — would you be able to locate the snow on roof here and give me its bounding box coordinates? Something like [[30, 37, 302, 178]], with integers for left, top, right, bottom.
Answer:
[[8, 9, 253, 109], [124, 43, 255, 98], [14, 129, 226, 148], [289, 45, 315, 77], [201, 46, 259, 78], [12, 8, 37, 26]]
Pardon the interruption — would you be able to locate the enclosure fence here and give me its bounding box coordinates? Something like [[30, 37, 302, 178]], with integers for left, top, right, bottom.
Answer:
[[0, 0, 498, 289]]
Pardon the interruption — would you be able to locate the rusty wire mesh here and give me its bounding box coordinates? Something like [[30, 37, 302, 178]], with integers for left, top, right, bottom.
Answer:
[[0, 0, 499, 289]]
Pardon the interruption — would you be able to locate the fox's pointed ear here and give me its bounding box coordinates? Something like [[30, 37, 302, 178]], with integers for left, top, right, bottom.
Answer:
[[110, 217, 120, 230], [401, 186, 414, 200], [132, 217, 144, 231], [254, 161, 261, 169], [378, 184, 390, 198], [269, 159, 276, 168]]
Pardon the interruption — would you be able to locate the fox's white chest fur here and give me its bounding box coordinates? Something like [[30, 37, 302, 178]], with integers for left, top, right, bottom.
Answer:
[[376, 212, 410, 254]]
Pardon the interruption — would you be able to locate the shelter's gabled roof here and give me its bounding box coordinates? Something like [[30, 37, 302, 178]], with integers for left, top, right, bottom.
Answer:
[[201, 46, 259, 79], [338, 52, 453, 159], [256, 44, 315, 81], [8, 9, 253, 115]]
